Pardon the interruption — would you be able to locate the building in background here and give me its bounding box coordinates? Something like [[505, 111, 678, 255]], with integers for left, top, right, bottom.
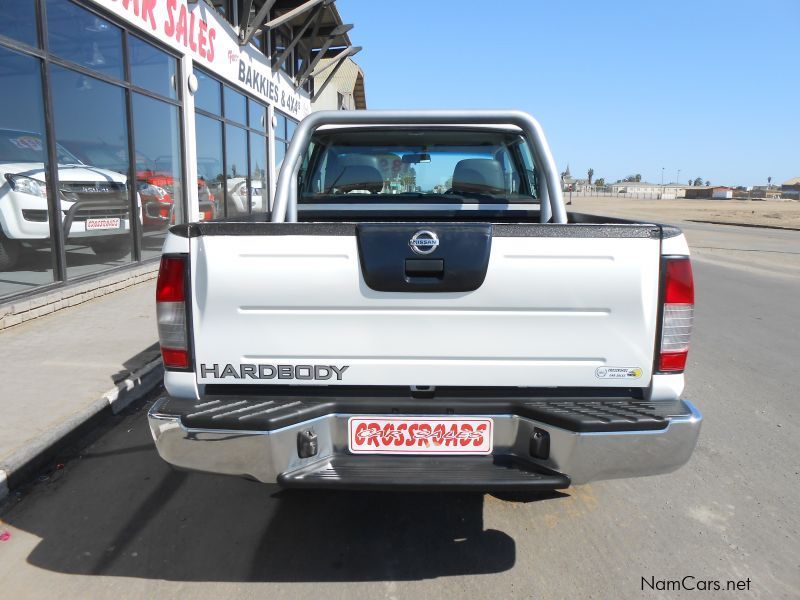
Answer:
[[311, 57, 367, 110], [0, 0, 365, 305], [780, 177, 800, 200], [711, 187, 734, 199], [684, 186, 734, 199], [561, 165, 592, 193], [609, 182, 686, 199], [750, 185, 783, 200], [560, 165, 576, 192]]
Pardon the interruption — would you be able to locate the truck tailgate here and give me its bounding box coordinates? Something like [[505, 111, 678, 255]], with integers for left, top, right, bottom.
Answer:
[[189, 223, 661, 388]]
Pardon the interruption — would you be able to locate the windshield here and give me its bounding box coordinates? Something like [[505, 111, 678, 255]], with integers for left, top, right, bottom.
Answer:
[[300, 129, 537, 202], [0, 129, 82, 165]]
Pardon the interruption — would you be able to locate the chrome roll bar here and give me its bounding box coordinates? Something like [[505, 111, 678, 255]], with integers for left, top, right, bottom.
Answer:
[[271, 110, 567, 224]]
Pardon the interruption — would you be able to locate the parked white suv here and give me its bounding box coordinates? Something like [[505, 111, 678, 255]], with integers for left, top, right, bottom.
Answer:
[[0, 129, 133, 269]]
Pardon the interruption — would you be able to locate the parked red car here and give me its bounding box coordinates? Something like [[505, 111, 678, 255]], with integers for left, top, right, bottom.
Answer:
[[62, 141, 217, 227], [137, 169, 216, 227]]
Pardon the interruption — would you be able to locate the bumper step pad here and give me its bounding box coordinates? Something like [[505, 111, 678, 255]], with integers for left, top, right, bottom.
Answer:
[[159, 391, 690, 433], [278, 455, 570, 491]]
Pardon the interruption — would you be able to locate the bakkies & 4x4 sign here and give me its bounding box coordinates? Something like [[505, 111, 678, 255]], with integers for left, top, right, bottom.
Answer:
[[103, 0, 310, 118]]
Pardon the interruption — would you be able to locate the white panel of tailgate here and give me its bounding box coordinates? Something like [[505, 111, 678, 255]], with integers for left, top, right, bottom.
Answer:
[[190, 233, 660, 387]]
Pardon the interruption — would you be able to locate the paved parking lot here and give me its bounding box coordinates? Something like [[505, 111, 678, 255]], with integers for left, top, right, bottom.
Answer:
[[1, 223, 798, 599]]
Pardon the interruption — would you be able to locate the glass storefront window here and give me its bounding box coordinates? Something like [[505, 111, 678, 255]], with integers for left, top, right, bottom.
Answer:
[[248, 98, 266, 132], [46, 0, 124, 81], [273, 111, 297, 187], [133, 93, 183, 260], [194, 69, 221, 115], [276, 113, 287, 139], [195, 114, 224, 221], [0, 0, 294, 302], [223, 86, 247, 125], [210, 0, 232, 19], [271, 28, 294, 76], [0, 46, 55, 299], [129, 35, 178, 100], [286, 118, 297, 141], [196, 71, 270, 220], [275, 142, 286, 176], [224, 125, 248, 216], [250, 133, 268, 213], [0, 0, 38, 48], [49, 65, 132, 277]]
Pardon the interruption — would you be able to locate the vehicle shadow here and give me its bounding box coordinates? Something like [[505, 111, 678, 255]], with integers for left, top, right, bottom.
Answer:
[[0, 401, 566, 582], [112, 342, 161, 384]]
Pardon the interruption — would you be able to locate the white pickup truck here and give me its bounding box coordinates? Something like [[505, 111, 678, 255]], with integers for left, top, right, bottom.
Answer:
[[0, 129, 133, 269], [148, 110, 701, 491]]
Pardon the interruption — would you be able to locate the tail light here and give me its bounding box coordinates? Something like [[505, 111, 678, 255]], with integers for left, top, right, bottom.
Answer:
[[156, 255, 191, 370], [658, 257, 694, 372]]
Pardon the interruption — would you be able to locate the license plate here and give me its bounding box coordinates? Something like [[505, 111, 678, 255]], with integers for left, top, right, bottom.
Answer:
[[348, 417, 493, 455], [86, 217, 120, 230]]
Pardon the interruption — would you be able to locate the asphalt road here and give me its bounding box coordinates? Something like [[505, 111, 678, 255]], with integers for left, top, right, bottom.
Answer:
[[1, 222, 798, 599]]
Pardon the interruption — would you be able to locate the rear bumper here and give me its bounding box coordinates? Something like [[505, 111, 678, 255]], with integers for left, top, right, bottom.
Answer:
[[147, 393, 702, 488]]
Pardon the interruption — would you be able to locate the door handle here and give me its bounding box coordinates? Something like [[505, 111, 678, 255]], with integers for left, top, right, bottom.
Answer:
[[405, 259, 444, 278]]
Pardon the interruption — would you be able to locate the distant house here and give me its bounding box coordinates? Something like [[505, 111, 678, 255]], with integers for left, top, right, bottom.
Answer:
[[751, 185, 782, 199], [781, 177, 800, 200], [684, 186, 734, 199], [609, 182, 686, 199], [561, 165, 577, 191]]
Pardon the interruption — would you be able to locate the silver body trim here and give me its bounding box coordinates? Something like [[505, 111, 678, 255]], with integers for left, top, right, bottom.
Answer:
[[148, 399, 702, 486], [271, 110, 567, 224]]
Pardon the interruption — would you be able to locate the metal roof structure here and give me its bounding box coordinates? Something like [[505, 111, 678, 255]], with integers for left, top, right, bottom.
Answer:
[[236, 0, 361, 91]]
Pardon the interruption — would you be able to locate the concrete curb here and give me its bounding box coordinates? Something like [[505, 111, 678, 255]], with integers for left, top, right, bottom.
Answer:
[[0, 358, 164, 502]]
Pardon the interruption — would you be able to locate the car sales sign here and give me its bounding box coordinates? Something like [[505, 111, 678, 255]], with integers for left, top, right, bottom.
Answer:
[[103, 0, 310, 119], [348, 417, 493, 455]]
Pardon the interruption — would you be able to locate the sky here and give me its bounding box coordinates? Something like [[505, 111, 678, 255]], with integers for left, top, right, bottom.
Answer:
[[345, 0, 800, 187]]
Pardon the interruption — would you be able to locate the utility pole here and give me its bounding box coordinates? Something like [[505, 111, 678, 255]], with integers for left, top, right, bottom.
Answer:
[[661, 167, 665, 199]]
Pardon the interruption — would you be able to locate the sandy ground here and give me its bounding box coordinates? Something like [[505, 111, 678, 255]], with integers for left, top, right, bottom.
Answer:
[[567, 195, 800, 230]]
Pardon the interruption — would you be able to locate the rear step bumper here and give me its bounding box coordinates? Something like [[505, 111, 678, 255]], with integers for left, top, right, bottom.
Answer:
[[278, 456, 570, 491], [148, 394, 702, 488]]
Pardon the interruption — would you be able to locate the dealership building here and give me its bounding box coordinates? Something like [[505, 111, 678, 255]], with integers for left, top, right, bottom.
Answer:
[[0, 0, 364, 318]]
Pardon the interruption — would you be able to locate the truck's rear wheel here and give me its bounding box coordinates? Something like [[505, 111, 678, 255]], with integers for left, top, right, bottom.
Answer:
[[0, 231, 21, 270], [89, 237, 131, 261]]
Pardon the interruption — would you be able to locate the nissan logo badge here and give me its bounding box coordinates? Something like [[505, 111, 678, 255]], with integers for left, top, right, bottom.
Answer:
[[409, 230, 439, 255]]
